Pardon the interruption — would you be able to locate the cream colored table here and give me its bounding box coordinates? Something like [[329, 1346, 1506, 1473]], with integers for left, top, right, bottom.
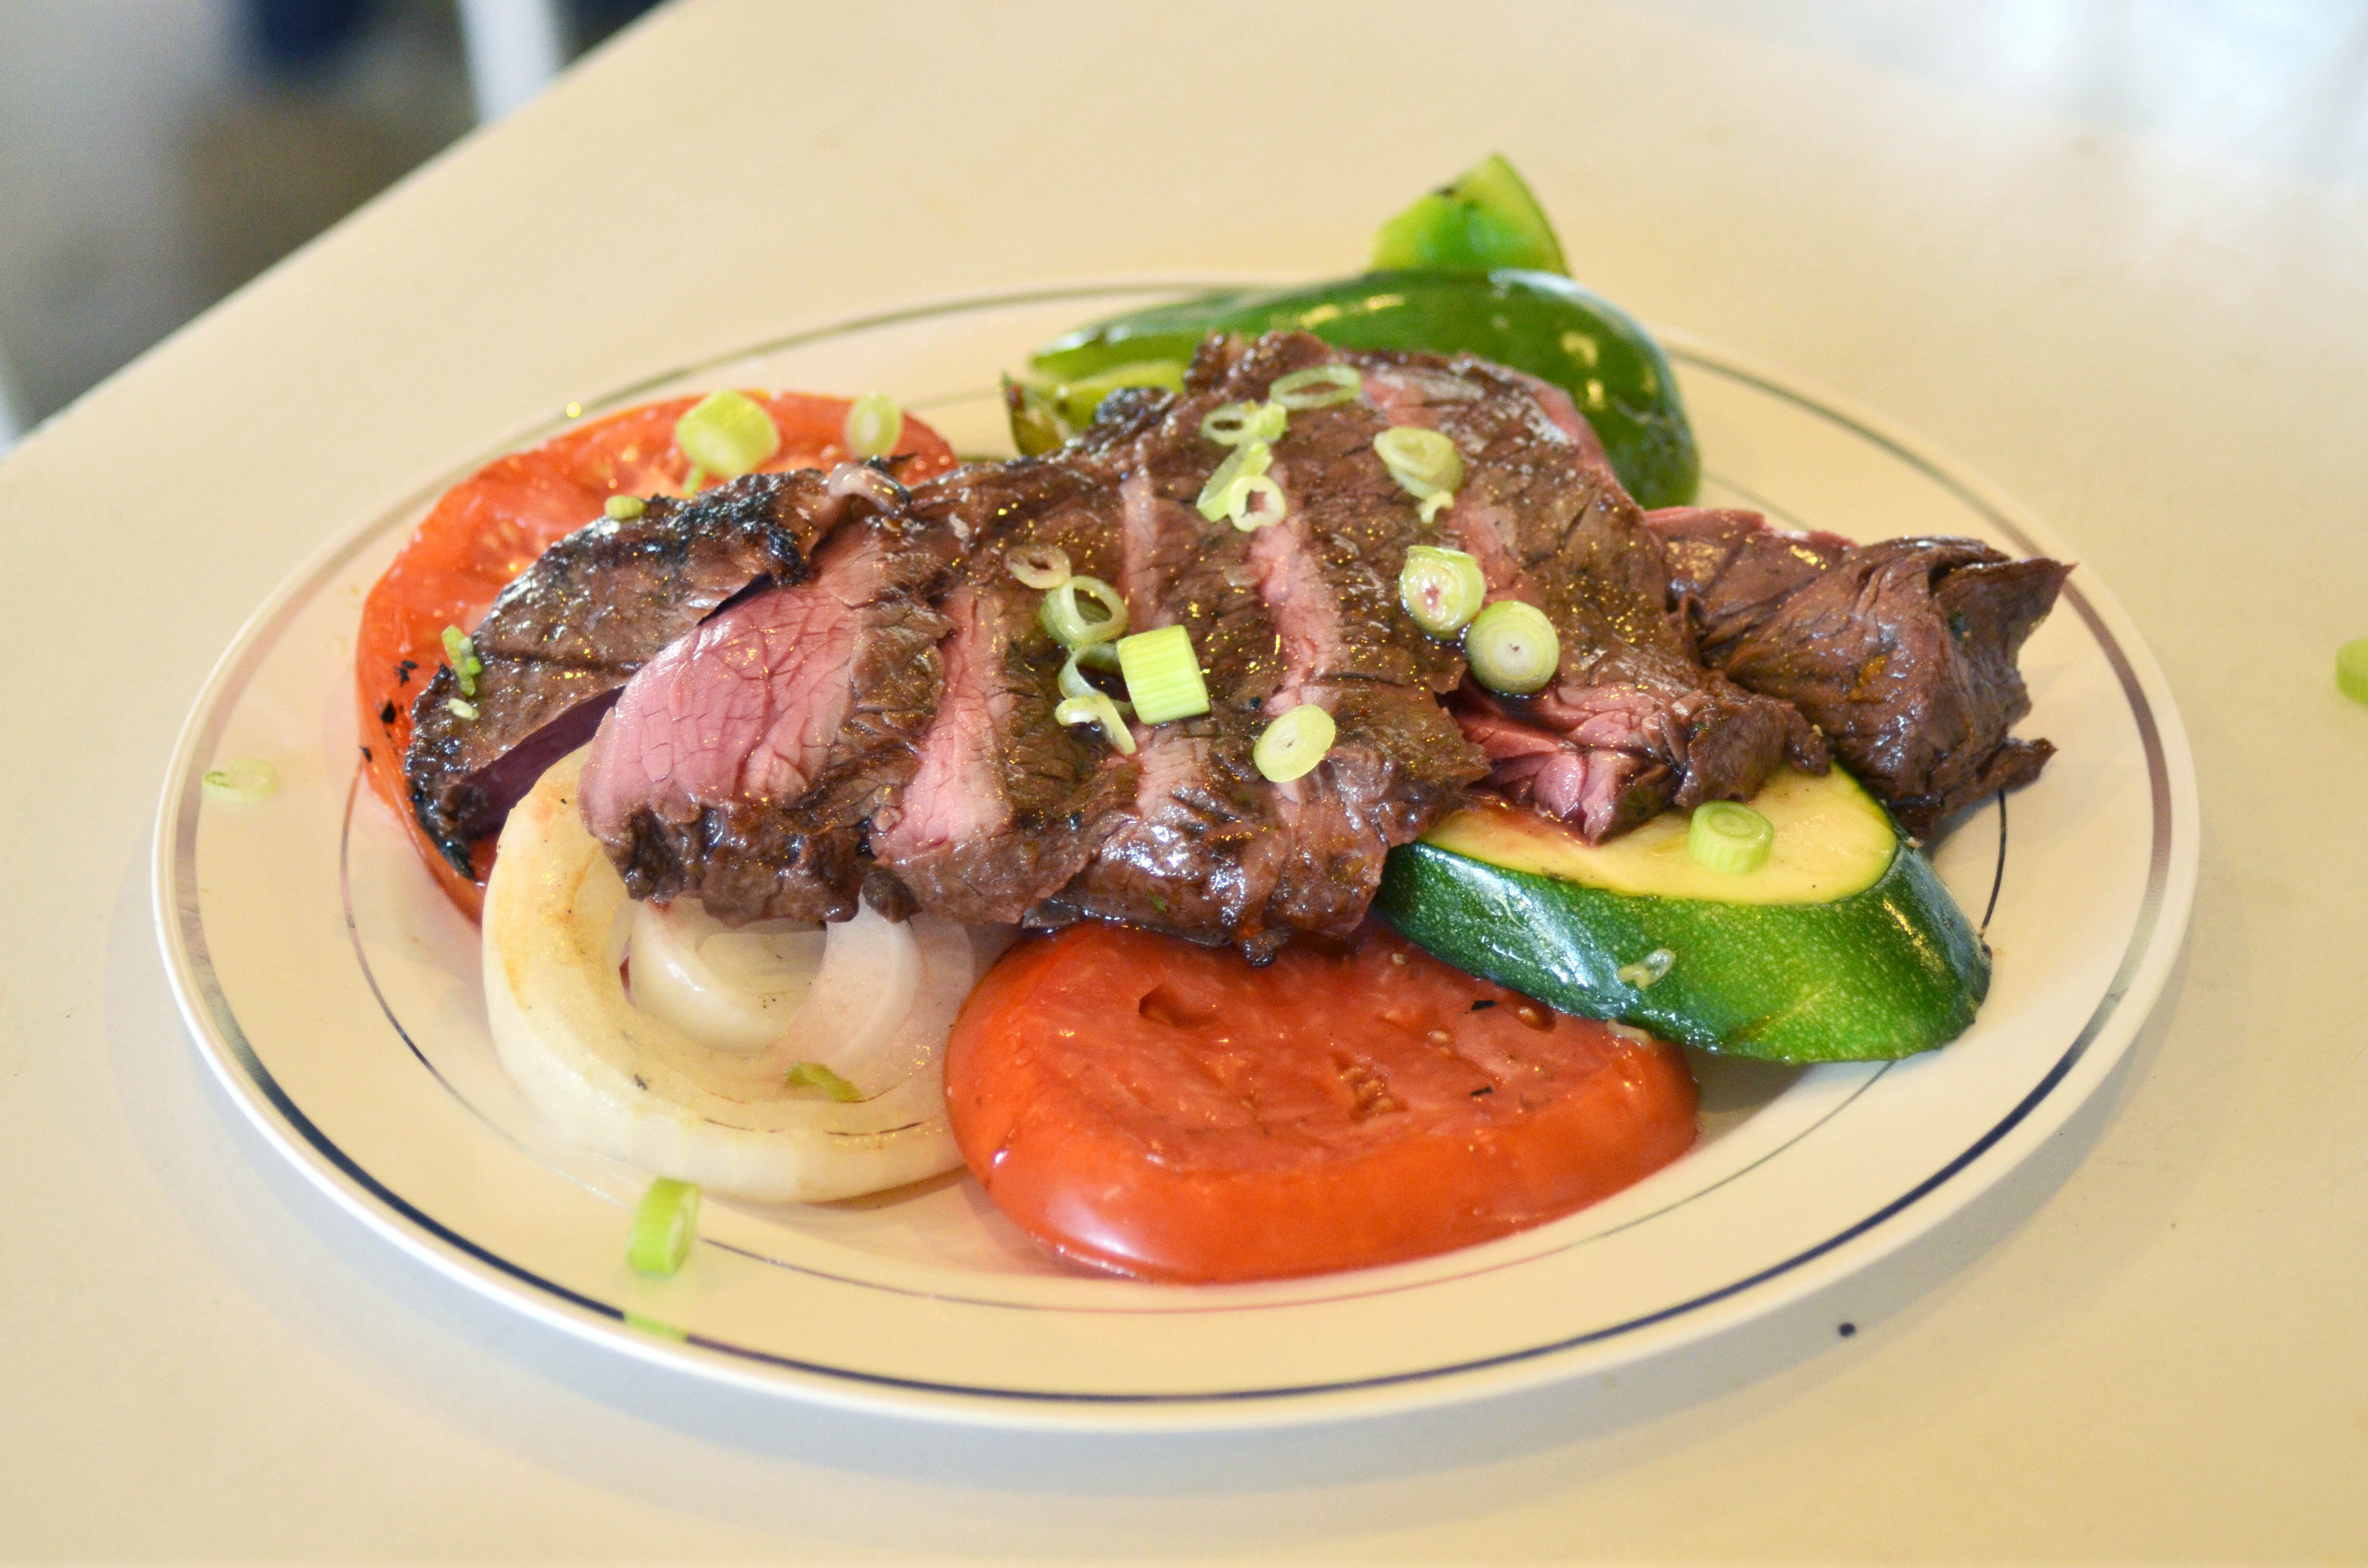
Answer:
[[4, 2, 2361, 1557]]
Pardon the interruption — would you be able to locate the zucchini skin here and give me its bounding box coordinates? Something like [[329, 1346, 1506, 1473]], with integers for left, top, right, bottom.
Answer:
[[1374, 841, 1990, 1063], [1030, 269, 1700, 510]]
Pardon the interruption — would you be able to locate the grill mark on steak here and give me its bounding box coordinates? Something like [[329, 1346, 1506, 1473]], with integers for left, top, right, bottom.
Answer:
[[578, 510, 958, 921], [873, 454, 1142, 922], [1041, 335, 1484, 956], [1652, 507, 2071, 837], [1360, 353, 1825, 839], [405, 470, 841, 875]]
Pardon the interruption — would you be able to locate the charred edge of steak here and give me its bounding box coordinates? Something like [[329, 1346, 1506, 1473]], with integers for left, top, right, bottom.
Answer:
[[1664, 520, 2071, 838], [404, 471, 841, 876]]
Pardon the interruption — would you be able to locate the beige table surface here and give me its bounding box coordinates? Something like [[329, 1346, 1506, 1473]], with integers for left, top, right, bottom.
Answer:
[[4, 1, 2363, 1559]]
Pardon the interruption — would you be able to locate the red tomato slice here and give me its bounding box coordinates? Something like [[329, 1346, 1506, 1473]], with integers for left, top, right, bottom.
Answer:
[[946, 922, 1698, 1283], [354, 392, 957, 918]]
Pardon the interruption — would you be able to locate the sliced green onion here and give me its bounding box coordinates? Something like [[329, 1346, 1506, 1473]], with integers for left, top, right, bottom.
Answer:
[[1196, 439, 1274, 522], [1039, 574, 1128, 647], [1056, 649, 1133, 711], [681, 465, 706, 496], [844, 392, 902, 459], [1464, 600, 1560, 695], [1116, 624, 1211, 723], [1252, 702, 1336, 782], [2340, 637, 2368, 705], [674, 390, 780, 480], [1229, 473, 1288, 531], [1055, 690, 1138, 753], [1005, 542, 1071, 590], [445, 698, 480, 721], [441, 625, 483, 698], [1269, 363, 1362, 409], [604, 494, 646, 521], [1418, 490, 1457, 524], [1374, 426, 1465, 500], [783, 1061, 863, 1102], [1399, 546, 1487, 637], [200, 757, 276, 803], [1072, 639, 1122, 674], [626, 1177, 700, 1277], [1616, 948, 1676, 989], [1201, 400, 1287, 446], [1688, 801, 1776, 876]]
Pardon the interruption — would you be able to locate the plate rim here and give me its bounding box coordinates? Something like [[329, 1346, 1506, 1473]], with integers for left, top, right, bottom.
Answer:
[[151, 283, 2200, 1432]]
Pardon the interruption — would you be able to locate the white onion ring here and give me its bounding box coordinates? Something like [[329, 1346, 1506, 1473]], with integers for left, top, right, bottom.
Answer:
[[482, 750, 967, 1202]]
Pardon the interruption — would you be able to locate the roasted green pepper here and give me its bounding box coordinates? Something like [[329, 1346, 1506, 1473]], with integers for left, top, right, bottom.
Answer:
[[1028, 269, 1700, 509]]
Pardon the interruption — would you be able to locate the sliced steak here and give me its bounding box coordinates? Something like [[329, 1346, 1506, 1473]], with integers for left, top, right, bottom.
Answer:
[[577, 507, 958, 922], [1038, 334, 1486, 956], [1647, 505, 1851, 663], [1683, 525, 2072, 838], [405, 470, 844, 877], [1362, 352, 1825, 839], [870, 451, 1144, 923]]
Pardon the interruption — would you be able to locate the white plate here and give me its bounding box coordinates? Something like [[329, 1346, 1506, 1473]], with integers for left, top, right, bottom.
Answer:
[[152, 286, 2197, 1432]]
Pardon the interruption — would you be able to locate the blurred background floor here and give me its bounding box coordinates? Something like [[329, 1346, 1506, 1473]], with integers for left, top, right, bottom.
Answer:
[[0, 0, 659, 444], [5, 0, 2366, 449]]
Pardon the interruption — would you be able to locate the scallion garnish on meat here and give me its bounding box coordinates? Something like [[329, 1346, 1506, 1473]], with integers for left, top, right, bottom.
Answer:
[[1200, 400, 1287, 446], [673, 389, 781, 480], [1004, 542, 1071, 590], [1398, 545, 1486, 637], [1196, 439, 1274, 523], [1115, 624, 1211, 723], [1269, 363, 1362, 409], [1463, 599, 1559, 695], [603, 494, 645, 521], [440, 625, 483, 697], [1055, 691, 1137, 753], [1039, 574, 1128, 647], [1252, 702, 1336, 783], [1374, 426, 1465, 519]]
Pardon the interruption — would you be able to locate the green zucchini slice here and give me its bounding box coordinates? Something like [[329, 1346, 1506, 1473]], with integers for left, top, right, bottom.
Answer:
[[1374, 769, 1991, 1063]]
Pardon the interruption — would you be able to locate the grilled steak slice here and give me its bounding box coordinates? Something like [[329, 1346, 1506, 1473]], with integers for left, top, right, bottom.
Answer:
[[1663, 518, 2071, 838], [578, 509, 958, 922], [1039, 334, 1486, 956], [1361, 352, 1825, 839], [1647, 506, 1851, 664], [406, 471, 842, 876], [871, 452, 1143, 923]]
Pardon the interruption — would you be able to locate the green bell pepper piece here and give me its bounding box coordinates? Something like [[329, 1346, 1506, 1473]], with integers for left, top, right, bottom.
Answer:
[[1028, 269, 1700, 509]]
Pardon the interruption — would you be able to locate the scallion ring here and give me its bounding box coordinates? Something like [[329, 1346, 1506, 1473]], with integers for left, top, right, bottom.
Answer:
[[604, 494, 645, 521], [1055, 691, 1138, 754], [783, 1061, 863, 1102], [674, 390, 780, 480], [1616, 948, 1676, 989], [200, 757, 276, 803], [1373, 425, 1465, 500], [1004, 542, 1071, 590], [1229, 473, 1288, 531], [1038, 574, 1128, 647], [1056, 649, 1132, 710], [441, 625, 483, 697], [1269, 363, 1362, 409], [1418, 490, 1457, 524], [1688, 802, 1776, 876], [1200, 400, 1287, 447], [1115, 624, 1211, 723], [1398, 546, 1487, 637], [1464, 600, 1559, 695], [1196, 439, 1273, 522], [626, 1177, 700, 1278], [1252, 702, 1336, 783], [844, 392, 903, 459], [445, 697, 480, 721]]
